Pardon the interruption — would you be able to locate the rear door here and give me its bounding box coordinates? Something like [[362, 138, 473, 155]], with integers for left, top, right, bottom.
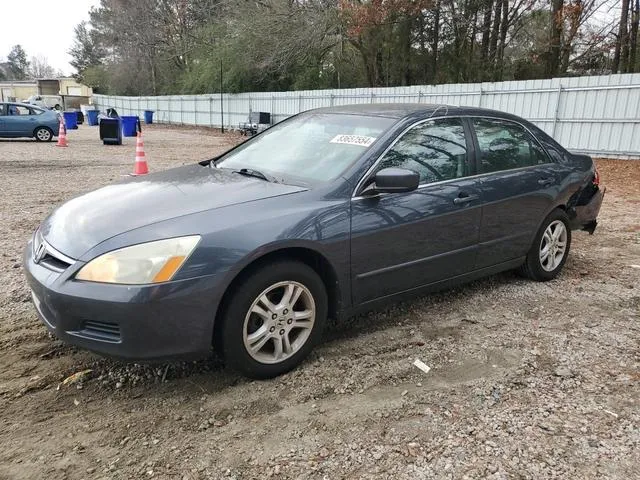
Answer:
[[350, 117, 483, 304], [470, 117, 558, 269]]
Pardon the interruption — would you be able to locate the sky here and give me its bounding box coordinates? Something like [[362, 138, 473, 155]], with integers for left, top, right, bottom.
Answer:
[[0, 0, 101, 76]]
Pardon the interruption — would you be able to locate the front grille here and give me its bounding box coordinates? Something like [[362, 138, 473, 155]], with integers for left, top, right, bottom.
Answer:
[[39, 253, 72, 272], [32, 230, 74, 272], [78, 320, 121, 343]]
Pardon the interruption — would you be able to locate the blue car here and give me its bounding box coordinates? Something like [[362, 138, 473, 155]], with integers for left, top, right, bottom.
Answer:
[[0, 102, 60, 141], [24, 105, 604, 379]]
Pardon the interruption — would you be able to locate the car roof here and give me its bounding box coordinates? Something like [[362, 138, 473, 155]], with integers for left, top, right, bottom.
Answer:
[[309, 103, 527, 123], [1, 101, 43, 108]]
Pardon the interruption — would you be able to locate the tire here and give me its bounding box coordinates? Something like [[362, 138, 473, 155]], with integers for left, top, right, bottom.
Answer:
[[220, 261, 327, 379], [34, 127, 53, 142], [518, 209, 572, 281]]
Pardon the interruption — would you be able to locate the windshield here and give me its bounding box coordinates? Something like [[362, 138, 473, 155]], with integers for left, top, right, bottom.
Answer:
[[216, 113, 395, 183]]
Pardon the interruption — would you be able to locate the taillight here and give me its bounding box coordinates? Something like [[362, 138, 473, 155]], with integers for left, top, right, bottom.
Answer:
[[593, 168, 600, 186]]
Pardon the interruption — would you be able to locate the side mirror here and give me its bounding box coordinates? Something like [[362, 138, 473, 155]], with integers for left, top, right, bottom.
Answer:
[[372, 167, 420, 194], [199, 156, 220, 166]]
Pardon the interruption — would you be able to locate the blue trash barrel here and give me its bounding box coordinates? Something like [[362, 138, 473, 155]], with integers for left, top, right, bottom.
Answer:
[[144, 110, 154, 124], [121, 116, 139, 137], [63, 111, 78, 130], [86, 109, 99, 126]]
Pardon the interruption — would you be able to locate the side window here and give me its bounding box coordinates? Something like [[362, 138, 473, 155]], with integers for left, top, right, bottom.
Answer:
[[473, 118, 550, 173], [9, 105, 31, 116], [377, 118, 469, 184], [0, 104, 5, 116]]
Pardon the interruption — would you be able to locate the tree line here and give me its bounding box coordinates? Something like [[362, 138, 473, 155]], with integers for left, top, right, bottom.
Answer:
[[67, 0, 637, 96], [0, 45, 61, 81]]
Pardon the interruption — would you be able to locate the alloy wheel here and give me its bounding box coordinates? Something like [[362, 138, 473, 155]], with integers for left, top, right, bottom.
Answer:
[[539, 220, 568, 272], [242, 281, 316, 364], [36, 129, 52, 141]]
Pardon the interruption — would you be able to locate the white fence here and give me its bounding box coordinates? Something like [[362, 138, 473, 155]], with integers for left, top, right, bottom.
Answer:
[[93, 73, 640, 158]]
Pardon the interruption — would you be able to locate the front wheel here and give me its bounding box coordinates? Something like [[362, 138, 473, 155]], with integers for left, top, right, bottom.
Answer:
[[34, 127, 53, 142], [519, 209, 572, 281], [220, 261, 327, 379]]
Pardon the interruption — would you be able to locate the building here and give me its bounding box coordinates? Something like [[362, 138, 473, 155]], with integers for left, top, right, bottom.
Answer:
[[0, 77, 92, 102], [0, 80, 36, 102]]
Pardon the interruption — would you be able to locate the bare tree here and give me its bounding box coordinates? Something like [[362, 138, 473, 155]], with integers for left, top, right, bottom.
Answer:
[[613, 0, 630, 72], [630, 0, 639, 72], [29, 55, 57, 79]]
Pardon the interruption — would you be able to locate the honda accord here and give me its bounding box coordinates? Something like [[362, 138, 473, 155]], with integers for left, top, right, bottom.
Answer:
[[24, 104, 604, 378]]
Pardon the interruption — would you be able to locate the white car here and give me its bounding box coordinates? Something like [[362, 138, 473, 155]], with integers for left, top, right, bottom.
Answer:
[[23, 95, 62, 110]]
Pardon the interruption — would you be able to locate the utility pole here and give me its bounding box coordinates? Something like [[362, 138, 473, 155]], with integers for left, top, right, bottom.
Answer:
[[220, 58, 224, 134]]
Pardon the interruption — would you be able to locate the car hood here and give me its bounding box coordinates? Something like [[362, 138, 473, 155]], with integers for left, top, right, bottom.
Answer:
[[40, 164, 307, 259]]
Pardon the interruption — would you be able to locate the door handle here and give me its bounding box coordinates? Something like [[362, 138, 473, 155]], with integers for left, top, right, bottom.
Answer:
[[538, 177, 554, 186], [453, 194, 479, 205]]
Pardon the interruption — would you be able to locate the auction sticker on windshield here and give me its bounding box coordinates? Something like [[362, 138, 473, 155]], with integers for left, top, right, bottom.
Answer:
[[330, 134, 377, 147]]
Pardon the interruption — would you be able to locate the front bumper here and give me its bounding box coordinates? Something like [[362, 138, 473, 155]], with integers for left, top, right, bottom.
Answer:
[[23, 241, 224, 362]]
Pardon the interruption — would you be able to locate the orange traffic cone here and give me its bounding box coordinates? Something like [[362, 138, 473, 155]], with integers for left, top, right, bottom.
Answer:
[[55, 117, 68, 147], [132, 131, 149, 175]]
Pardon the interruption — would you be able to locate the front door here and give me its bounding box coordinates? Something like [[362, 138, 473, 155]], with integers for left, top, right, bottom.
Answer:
[[350, 117, 482, 305], [0, 104, 6, 132], [5, 104, 37, 136], [470, 117, 559, 269]]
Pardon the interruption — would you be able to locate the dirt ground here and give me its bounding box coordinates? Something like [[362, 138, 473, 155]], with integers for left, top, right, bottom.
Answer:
[[0, 124, 638, 480]]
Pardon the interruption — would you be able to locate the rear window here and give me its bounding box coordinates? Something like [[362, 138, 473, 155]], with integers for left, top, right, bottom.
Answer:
[[472, 118, 550, 173]]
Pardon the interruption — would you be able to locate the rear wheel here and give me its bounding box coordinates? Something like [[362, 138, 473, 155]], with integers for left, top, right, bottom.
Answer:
[[34, 127, 53, 142], [220, 261, 327, 379], [519, 209, 571, 281]]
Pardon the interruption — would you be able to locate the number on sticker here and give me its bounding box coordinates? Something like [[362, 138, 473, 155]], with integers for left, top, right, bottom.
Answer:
[[330, 135, 377, 147]]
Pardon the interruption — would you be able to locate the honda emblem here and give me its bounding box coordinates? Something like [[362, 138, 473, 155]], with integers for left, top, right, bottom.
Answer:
[[34, 243, 46, 264]]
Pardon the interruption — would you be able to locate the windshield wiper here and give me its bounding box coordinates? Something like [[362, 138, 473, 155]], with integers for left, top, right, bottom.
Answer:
[[232, 168, 278, 183]]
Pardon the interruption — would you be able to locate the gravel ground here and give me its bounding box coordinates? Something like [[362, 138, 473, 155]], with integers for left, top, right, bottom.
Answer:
[[0, 124, 638, 480]]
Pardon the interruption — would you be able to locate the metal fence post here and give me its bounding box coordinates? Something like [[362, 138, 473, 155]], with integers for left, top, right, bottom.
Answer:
[[370, 92, 374, 104], [180, 96, 184, 125], [209, 96, 213, 127], [418, 92, 423, 104], [271, 95, 275, 124], [551, 84, 563, 139], [298, 94, 303, 113], [478, 88, 484, 107], [330, 94, 334, 107]]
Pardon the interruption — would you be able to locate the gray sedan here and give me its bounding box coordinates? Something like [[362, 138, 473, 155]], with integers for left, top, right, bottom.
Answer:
[[24, 104, 604, 378]]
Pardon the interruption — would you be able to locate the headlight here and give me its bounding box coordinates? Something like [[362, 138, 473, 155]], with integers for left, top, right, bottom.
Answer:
[[76, 236, 200, 284]]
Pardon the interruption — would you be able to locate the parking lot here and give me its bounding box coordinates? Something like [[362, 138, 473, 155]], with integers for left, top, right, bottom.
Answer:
[[0, 124, 638, 479]]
